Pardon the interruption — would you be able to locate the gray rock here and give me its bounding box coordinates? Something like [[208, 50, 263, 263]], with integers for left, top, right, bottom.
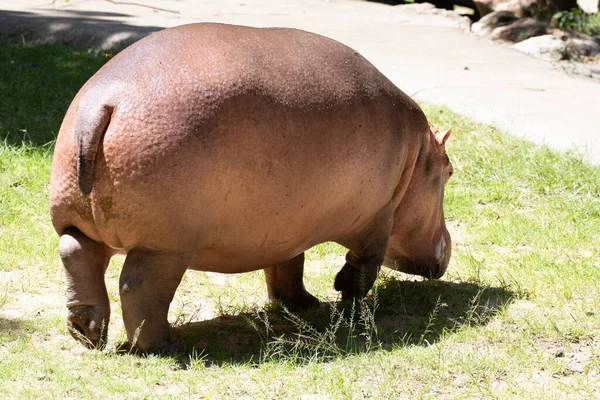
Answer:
[[491, 18, 547, 43], [565, 37, 600, 60], [471, 11, 518, 37], [512, 34, 567, 61], [493, 0, 537, 17]]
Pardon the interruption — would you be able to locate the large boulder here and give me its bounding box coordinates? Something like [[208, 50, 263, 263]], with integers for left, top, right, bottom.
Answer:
[[565, 35, 600, 60], [577, 0, 599, 13], [512, 34, 567, 60], [471, 10, 519, 36], [491, 18, 548, 42], [473, 0, 533, 17]]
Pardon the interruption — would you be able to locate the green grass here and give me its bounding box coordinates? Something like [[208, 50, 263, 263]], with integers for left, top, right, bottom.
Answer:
[[1, 38, 599, 398], [0, 39, 111, 146]]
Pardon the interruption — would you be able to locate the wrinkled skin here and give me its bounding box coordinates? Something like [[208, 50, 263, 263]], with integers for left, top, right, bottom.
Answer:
[[49, 23, 453, 353], [383, 125, 453, 279]]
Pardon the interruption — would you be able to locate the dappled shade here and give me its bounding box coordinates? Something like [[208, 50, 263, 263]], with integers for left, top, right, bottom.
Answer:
[[0, 39, 110, 146]]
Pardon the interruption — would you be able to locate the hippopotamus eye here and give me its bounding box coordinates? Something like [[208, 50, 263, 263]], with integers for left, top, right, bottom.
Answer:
[[444, 166, 454, 183]]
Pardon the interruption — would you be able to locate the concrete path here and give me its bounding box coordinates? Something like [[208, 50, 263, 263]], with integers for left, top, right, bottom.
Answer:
[[2, 0, 599, 163]]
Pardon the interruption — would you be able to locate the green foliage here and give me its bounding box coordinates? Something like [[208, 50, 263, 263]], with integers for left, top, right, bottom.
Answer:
[[553, 8, 600, 35]]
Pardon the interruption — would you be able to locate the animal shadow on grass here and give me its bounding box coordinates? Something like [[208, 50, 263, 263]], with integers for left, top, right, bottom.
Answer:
[[152, 276, 516, 367], [0, 316, 30, 335]]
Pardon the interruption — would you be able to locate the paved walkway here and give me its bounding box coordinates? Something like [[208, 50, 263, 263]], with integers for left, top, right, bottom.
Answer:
[[2, 0, 599, 163]]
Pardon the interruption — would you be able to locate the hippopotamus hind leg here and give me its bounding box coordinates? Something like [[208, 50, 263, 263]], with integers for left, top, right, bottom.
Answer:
[[334, 206, 394, 300], [119, 248, 190, 353], [59, 227, 112, 349], [263, 252, 319, 310]]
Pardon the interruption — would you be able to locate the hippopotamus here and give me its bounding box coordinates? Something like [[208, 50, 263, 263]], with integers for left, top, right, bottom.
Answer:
[[49, 23, 453, 353]]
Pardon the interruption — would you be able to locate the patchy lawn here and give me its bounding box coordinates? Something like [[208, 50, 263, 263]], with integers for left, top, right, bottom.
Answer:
[[1, 38, 599, 398]]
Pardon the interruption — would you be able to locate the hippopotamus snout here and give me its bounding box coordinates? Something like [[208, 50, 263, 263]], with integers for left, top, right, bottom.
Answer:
[[384, 257, 446, 280], [383, 232, 452, 280]]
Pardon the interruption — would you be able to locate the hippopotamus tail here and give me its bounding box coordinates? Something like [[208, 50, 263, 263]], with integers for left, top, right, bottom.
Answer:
[[76, 103, 113, 195]]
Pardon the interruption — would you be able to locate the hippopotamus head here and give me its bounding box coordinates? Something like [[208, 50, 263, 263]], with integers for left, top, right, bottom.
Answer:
[[383, 125, 453, 279]]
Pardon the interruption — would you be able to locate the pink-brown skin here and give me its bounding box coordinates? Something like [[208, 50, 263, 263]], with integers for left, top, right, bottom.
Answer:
[[49, 23, 453, 353]]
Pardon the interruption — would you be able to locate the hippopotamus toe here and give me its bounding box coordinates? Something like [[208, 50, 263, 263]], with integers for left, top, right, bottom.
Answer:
[[67, 305, 108, 349]]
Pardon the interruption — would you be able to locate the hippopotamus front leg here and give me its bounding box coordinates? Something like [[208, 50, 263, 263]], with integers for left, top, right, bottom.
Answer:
[[263, 252, 319, 310], [119, 248, 190, 353], [59, 227, 112, 349], [334, 206, 394, 300]]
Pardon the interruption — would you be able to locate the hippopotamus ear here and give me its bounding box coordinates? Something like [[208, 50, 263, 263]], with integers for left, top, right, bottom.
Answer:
[[435, 128, 452, 148]]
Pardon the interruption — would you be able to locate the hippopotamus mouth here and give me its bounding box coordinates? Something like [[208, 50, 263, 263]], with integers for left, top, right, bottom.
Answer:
[[383, 256, 445, 280]]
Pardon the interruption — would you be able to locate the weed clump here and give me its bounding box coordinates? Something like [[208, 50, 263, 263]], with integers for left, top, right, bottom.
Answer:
[[248, 294, 381, 365]]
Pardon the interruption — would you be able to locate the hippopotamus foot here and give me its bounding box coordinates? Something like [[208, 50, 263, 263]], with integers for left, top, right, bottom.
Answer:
[[150, 337, 187, 355], [119, 248, 190, 352], [67, 305, 109, 349], [264, 252, 319, 310], [59, 227, 111, 349], [334, 206, 393, 300], [334, 251, 383, 301]]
